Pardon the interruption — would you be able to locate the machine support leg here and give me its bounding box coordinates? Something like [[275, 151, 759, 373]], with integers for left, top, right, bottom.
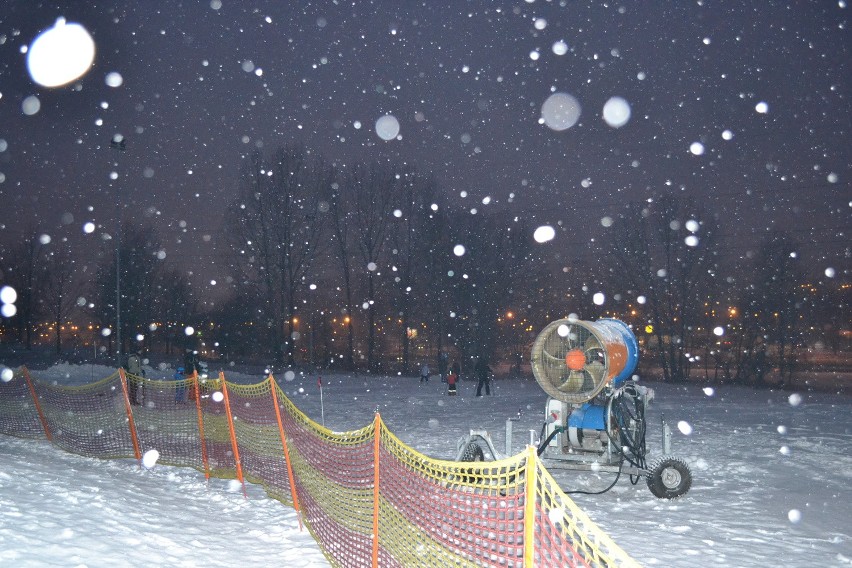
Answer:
[[662, 414, 672, 456]]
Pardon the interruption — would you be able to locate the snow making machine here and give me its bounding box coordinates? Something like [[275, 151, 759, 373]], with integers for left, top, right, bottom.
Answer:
[[457, 318, 692, 499]]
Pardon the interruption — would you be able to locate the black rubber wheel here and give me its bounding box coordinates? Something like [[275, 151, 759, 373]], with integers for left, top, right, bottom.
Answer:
[[458, 441, 485, 485], [461, 441, 485, 462], [646, 456, 692, 499]]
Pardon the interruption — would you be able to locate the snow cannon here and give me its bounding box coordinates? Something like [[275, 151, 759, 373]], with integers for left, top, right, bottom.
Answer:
[[523, 317, 695, 497], [530, 318, 638, 404], [458, 317, 692, 498]]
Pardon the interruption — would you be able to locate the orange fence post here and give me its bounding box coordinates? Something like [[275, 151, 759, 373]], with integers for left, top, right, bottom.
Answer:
[[372, 413, 381, 568], [191, 371, 211, 481], [523, 445, 538, 566], [269, 375, 302, 530], [22, 367, 52, 441], [219, 372, 246, 497], [118, 368, 142, 463]]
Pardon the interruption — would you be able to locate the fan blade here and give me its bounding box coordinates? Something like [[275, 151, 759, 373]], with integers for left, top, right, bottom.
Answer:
[[557, 370, 585, 392], [584, 360, 606, 387], [584, 333, 602, 351], [541, 349, 564, 365]]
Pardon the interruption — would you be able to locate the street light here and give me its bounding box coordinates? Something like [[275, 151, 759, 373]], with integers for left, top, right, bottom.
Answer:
[[110, 134, 126, 367]]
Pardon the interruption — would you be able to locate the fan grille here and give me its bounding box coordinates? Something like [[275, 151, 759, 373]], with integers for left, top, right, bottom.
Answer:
[[531, 319, 610, 403]]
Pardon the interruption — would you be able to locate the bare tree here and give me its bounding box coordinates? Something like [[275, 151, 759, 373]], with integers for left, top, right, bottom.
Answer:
[[93, 222, 164, 357], [340, 159, 401, 372], [448, 210, 534, 368], [329, 180, 357, 370], [604, 194, 720, 382], [39, 238, 79, 355], [224, 145, 331, 364], [151, 267, 197, 356], [740, 231, 806, 387], [388, 170, 439, 374], [0, 230, 46, 349]]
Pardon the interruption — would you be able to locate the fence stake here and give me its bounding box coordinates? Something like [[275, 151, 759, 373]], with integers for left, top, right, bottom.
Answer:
[[22, 367, 52, 441], [523, 445, 538, 566], [219, 372, 246, 498], [372, 413, 381, 568], [269, 375, 302, 530], [191, 371, 211, 482], [118, 368, 142, 464]]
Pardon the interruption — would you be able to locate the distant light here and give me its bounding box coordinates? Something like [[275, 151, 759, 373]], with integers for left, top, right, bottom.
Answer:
[[27, 18, 96, 88]]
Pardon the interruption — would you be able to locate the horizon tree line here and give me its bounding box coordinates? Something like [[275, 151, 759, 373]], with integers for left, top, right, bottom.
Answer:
[[0, 147, 847, 387]]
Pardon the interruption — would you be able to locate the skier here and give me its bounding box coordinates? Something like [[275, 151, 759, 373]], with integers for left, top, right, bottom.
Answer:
[[125, 351, 145, 405], [438, 352, 449, 383], [451, 360, 461, 381], [184, 349, 201, 376], [474, 357, 492, 397], [447, 369, 457, 396], [174, 367, 186, 403], [420, 362, 430, 384]]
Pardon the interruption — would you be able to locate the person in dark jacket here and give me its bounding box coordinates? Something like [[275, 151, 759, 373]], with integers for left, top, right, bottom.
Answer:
[[184, 349, 200, 376], [125, 351, 145, 405], [474, 358, 492, 396]]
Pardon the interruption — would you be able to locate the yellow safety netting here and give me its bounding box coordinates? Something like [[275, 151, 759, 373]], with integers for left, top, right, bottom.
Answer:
[[0, 366, 640, 567]]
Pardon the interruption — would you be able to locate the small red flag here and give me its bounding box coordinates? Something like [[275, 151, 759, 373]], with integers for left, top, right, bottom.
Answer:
[[317, 376, 322, 388]]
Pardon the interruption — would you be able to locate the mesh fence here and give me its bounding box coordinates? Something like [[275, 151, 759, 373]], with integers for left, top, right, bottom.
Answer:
[[0, 366, 640, 567]]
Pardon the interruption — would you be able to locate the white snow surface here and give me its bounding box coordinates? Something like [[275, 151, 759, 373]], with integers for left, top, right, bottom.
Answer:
[[1, 362, 851, 567]]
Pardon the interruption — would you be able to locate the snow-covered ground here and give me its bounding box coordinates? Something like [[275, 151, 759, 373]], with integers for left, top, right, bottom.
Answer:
[[1, 362, 851, 566]]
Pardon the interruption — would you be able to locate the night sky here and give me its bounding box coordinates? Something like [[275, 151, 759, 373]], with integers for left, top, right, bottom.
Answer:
[[0, 1, 848, 306]]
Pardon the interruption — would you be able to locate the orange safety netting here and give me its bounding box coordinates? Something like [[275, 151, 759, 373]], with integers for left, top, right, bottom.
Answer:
[[0, 366, 640, 567]]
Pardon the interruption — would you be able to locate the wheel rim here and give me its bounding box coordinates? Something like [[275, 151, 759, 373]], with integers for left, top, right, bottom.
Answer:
[[661, 466, 682, 489]]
